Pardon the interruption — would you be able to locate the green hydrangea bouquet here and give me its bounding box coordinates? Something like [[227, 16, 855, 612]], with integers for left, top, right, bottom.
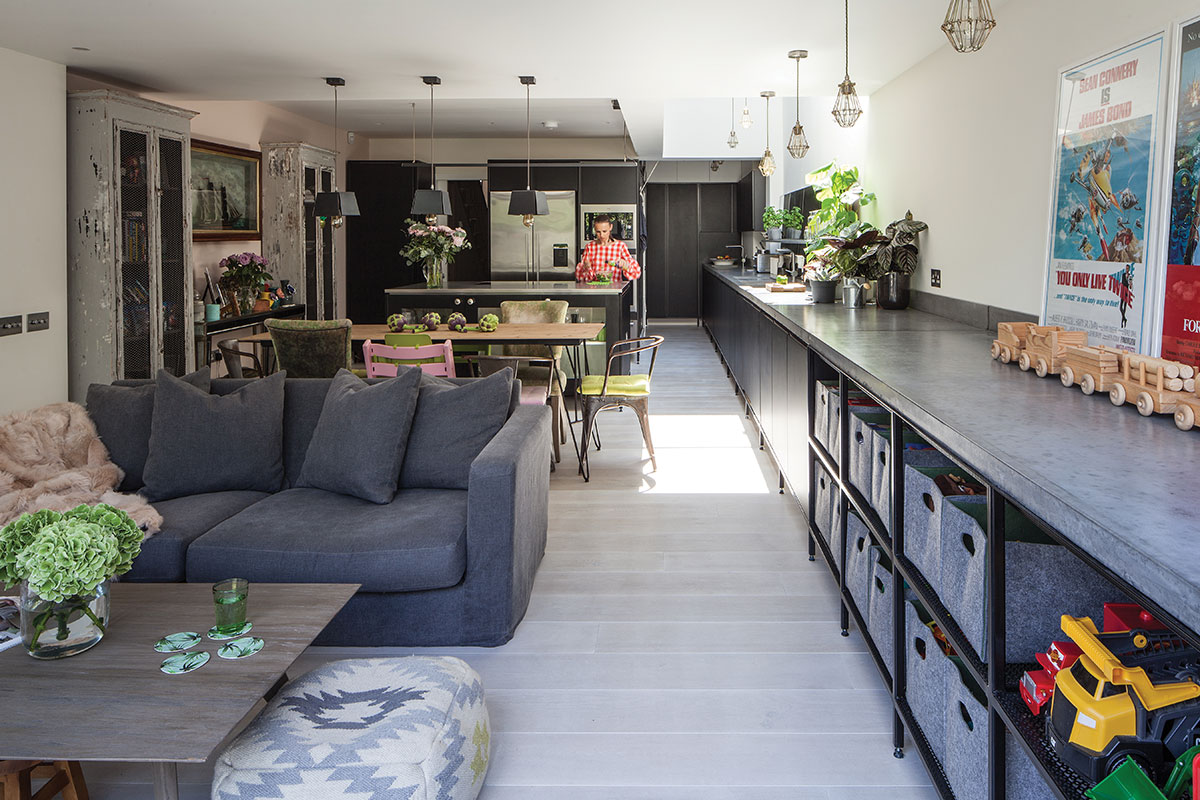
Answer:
[[0, 504, 142, 658]]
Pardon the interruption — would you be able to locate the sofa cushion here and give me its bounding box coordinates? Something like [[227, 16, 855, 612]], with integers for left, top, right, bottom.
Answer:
[[124, 491, 269, 582], [143, 370, 287, 501], [86, 369, 211, 491], [400, 368, 515, 490], [186, 487, 468, 592], [298, 368, 422, 503]]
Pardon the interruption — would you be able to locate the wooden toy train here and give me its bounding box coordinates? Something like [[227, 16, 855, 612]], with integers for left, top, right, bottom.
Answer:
[[991, 323, 1200, 430]]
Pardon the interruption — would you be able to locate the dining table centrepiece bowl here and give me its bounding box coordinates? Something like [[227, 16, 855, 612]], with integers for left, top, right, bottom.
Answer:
[[0, 505, 142, 659]]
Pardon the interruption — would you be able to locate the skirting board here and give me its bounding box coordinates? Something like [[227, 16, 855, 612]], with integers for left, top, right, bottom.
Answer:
[[908, 289, 1038, 331]]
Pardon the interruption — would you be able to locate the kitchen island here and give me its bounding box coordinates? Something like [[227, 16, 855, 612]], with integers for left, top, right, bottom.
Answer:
[[385, 279, 634, 373]]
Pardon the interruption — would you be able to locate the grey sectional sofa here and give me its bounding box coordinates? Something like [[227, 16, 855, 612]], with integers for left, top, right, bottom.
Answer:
[[88, 377, 551, 647]]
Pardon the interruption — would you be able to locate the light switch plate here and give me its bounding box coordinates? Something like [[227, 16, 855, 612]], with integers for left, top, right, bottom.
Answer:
[[26, 312, 49, 332], [0, 315, 22, 336], [930, 268, 942, 288]]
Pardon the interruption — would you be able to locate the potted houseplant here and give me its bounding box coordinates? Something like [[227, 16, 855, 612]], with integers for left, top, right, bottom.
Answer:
[[781, 206, 807, 240], [217, 252, 272, 316], [402, 219, 472, 289], [805, 262, 840, 303], [803, 162, 875, 258], [806, 221, 884, 307], [856, 210, 929, 310], [762, 206, 785, 241], [0, 504, 142, 659]]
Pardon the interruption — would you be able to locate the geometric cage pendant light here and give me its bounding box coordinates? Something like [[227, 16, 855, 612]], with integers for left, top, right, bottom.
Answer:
[[786, 50, 810, 159], [758, 91, 776, 178], [831, 0, 863, 128], [410, 76, 452, 224], [314, 77, 360, 227], [941, 0, 996, 54]]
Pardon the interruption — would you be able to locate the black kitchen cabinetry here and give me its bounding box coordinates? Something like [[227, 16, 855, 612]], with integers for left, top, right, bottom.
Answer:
[[485, 161, 637, 203], [580, 164, 637, 204], [345, 160, 431, 323], [736, 168, 767, 232], [646, 183, 737, 319]]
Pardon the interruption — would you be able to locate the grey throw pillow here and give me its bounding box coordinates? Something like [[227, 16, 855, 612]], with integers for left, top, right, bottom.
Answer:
[[142, 370, 286, 501], [298, 368, 423, 503], [86, 369, 211, 491], [400, 368, 515, 490]]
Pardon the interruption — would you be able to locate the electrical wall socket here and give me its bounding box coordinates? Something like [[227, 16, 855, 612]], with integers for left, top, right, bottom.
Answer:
[[0, 315, 22, 336], [26, 312, 49, 332], [930, 268, 942, 288]]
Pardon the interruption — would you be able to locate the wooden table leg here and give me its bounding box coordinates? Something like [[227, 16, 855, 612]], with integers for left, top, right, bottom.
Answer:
[[151, 763, 178, 800]]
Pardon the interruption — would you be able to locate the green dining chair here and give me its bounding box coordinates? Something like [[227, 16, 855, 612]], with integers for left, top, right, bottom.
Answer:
[[264, 318, 352, 378]]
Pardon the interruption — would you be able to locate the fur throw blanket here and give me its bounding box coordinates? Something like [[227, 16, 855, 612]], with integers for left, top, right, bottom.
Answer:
[[0, 402, 161, 535]]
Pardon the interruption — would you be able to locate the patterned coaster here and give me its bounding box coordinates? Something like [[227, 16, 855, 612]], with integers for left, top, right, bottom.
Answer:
[[207, 621, 253, 640], [154, 632, 201, 653], [217, 636, 265, 660], [160, 651, 210, 675]]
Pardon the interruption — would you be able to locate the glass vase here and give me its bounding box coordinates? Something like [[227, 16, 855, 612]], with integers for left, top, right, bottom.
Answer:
[[19, 580, 110, 659], [235, 287, 258, 316], [423, 258, 446, 289]]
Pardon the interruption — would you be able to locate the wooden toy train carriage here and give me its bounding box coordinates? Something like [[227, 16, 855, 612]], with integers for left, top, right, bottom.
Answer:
[[1059, 345, 1120, 396], [990, 322, 1033, 364], [1019, 326, 1088, 378]]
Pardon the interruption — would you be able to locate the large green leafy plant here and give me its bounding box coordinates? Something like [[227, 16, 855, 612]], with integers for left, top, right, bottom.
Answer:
[[804, 162, 878, 277], [857, 211, 929, 278], [0, 504, 142, 602]]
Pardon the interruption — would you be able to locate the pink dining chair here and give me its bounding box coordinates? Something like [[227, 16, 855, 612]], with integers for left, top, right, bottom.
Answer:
[[362, 339, 455, 378]]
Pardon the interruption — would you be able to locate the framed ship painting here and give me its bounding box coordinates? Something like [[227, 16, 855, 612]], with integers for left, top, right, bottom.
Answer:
[[191, 141, 261, 240]]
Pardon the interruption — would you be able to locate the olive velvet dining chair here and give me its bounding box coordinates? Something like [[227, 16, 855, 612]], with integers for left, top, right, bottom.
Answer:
[[498, 300, 570, 461], [263, 318, 352, 378]]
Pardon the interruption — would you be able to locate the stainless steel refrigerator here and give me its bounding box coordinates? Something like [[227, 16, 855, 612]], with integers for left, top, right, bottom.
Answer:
[[489, 190, 577, 281]]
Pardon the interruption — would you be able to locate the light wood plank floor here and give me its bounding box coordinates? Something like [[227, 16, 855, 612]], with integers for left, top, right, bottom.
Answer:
[[82, 321, 936, 799]]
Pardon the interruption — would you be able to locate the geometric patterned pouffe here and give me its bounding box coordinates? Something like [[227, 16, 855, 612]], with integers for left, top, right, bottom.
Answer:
[[211, 657, 490, 800]]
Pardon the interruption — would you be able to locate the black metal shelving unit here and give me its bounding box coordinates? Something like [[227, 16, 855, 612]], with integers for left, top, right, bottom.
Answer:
[[698, 268, 1200, 800]]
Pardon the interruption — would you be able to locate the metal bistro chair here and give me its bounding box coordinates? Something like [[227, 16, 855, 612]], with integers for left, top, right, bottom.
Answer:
[[576, 335, 664, 481], [264, 318, 352, 378], [216, 338, 265, 378]]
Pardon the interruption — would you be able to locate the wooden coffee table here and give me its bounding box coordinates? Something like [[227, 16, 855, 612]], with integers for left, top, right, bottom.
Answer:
[[0, 582, 358, 799]]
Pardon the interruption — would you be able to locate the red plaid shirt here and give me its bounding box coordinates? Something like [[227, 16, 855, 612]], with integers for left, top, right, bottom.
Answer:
[[576, 239, 641, 282]]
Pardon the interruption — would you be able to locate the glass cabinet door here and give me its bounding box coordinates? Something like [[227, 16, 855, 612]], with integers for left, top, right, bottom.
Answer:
[[304, 166, 318, 320], [320, 167, 334, 320], [156, 134, 188, 376], [118, 128, 152, 379]]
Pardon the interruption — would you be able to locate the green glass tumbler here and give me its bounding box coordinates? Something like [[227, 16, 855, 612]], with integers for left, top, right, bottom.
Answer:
[[212, 578, 249, 635]]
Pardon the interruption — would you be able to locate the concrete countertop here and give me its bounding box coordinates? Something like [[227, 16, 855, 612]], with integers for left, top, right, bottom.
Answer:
[[708, 265, 1200, 635], [385, 280, 632, 296]]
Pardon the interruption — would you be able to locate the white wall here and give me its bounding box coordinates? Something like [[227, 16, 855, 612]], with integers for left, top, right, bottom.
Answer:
[[866, 0, 1196, 314], [780, 96, 868, 197], [0, 47, 66, 413]]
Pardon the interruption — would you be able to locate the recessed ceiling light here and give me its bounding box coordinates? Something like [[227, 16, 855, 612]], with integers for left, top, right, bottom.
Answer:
[[72, 46, 90, 51]]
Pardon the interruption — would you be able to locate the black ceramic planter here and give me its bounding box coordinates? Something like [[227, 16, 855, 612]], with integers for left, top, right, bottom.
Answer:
[[876, 272, 911, 310], [809, 279, 838, 304]]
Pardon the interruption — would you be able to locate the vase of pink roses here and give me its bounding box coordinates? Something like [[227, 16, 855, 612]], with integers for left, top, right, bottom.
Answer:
[[402, 220, 472, 289]]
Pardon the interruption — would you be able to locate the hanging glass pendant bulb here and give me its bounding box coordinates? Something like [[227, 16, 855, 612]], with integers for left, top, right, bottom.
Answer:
[[727, 98, 739, 148], [759, 91, 776, 177], [740, 98, 753, 129], [787, 50, 810, 159], [831, 0, 863, 128], [942, 0, 996, 54]]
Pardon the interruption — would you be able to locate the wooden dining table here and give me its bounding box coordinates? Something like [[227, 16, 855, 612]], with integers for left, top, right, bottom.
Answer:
[[240, 322, 605, 348]]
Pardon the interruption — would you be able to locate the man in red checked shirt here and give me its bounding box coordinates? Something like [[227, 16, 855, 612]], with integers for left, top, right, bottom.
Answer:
[[576, 215, 642, 283]]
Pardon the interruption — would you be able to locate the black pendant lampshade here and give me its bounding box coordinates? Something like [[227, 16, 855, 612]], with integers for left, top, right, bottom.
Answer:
[[508, 189, 548, 216], [314, 77, 359, 226], [508, 76, 548, 224], [411, 188, 452, 217]]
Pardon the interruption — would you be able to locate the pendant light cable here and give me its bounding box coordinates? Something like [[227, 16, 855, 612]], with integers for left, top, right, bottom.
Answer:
[[429, 82, 435, 190], [526, 82, 532, 190], [332, 83, 339, 188], [844, 0, 850, 81], [410, 102, 416, 163]]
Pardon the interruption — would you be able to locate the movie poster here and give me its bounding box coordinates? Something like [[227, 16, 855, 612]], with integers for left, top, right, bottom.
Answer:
[[1159, 18, 1200, 365], [1042, 34, 1167, 352]]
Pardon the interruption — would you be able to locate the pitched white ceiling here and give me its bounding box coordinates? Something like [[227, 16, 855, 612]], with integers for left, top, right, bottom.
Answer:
[[0, 0, 999, 156]]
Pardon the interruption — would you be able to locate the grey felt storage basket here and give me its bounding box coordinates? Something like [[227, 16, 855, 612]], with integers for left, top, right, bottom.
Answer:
[[848, 410, 886, 503], [815, 380, 837, 455], [945, 670, 989, 800], [1006, 730, 1056, 800], [814, 465, 831, 545], [875, 437, 950, 533], [845, 513, 872, 616], [866, 551, 894, 673], [904, 599, 952, 765], [938, 496, 989, 660]]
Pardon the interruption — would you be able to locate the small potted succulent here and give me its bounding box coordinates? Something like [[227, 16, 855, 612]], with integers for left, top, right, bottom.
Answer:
[[0, 504, 142, 659], [217, 252, 272, 317], [856, 211, 929, 310], [805, 262, 840, 303], [762, 206, 785, 241]]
